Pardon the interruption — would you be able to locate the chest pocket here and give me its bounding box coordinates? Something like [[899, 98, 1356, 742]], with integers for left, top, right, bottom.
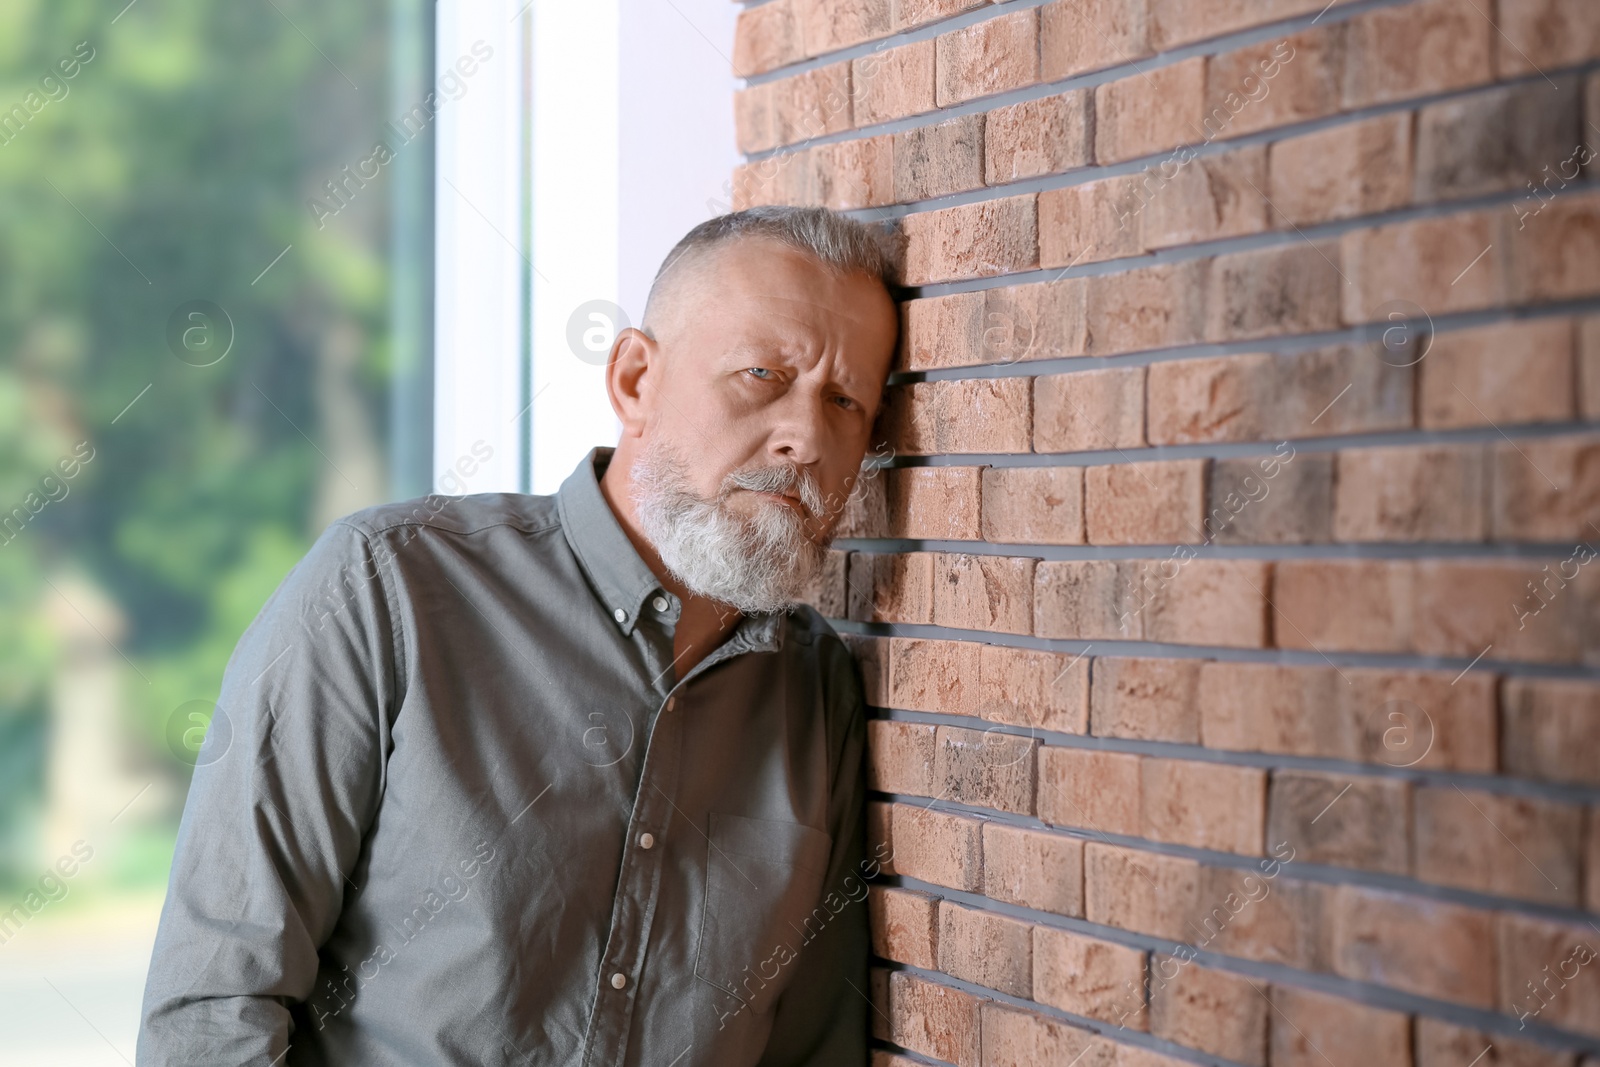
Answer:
[[693, 812, 833, 1017]]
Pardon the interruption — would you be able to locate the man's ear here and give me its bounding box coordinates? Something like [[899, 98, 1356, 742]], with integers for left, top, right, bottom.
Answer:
[[605, 327, 657, 439]]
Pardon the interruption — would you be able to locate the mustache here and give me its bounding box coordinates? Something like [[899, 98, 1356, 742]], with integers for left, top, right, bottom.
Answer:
[[723, 463, 827, 519]]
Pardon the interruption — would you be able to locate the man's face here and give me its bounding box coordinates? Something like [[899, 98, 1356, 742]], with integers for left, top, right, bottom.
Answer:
[[612, 235, 899, 612], [639, 237, 898, 541]]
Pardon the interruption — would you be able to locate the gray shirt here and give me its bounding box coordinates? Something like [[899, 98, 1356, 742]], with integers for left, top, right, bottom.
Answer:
[[137, 445, 872, 1067]]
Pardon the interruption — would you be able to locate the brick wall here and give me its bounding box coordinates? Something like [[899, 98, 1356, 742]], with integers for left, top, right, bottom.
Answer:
[[732, 1, 1600, 1064]]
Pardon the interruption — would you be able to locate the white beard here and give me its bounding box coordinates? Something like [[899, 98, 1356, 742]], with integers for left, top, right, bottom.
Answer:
[[629, 438, 831, 615]]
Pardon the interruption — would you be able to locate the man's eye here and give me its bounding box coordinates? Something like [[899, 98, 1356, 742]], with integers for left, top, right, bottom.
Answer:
[[745, 367, 773, 380], [832, 395, 857, 409]]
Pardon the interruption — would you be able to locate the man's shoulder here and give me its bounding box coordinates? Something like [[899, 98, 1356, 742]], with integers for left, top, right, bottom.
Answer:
[[330, 490, 564, 543]]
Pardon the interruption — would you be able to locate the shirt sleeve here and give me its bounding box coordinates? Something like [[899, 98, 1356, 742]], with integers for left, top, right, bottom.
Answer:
[[137, 518, 401, 1066], [755, 635, 871, 1067]]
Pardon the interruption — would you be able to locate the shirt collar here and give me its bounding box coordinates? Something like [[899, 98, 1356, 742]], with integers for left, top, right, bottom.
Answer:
[[555, 445, 787, 654]]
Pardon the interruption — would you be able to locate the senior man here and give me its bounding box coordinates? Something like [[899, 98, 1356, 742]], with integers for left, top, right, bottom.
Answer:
[[137, 205, 901, 1066]]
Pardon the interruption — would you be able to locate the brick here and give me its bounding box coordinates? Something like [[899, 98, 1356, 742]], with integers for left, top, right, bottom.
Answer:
[[894, 0, 988, 32], [811, 135, 896, 210], [1090, 657, 1201, 743], [975, 643, 1091, 733], [868, 800, 895, 874], [900, 290, 982, 371], [772, 61, 854, 148], [1342, 0, 1493, 109], [734, 83, 777, 155], [886, 466, 983, 540], [890, 971, 984, 1067], [983, 277, 1089, 364], [1341, 667, 1498, 773], [1332, 884, 1497, 1007], [1268, 113, 1412, 227], [889, 801, 985, 891], [1496, 913, 1600, 1036], [801, 547, 848, 617], [1141, 558, 1271, 648], [1206, 450, 1334, 544], [1205, 241, 1344, 342], [879, 377, 1033, 455], [1414, 786, 1584, 906], [846, 550, 933, 623], [1416, 1018, 1579, 1067], [1495, 0, 1600, 78], [1266, 984, 1412, 1067], [1273, 560, 1414, 653], [1585, 316, 1600, 420], [982, 822, 1085, 917], [1142, 757, 1267, 854], [792, 0, 890, 57], [1205, 29, 1343, 141], [871, 1051, 921, 1067], [1149, 0, 1353, 50], [1116, 1045, 1202, 1067], [1588, 811, 1600, 913], [1418, 319, 1576, 430], [1034, 560, 1140, 640], [1096, 57, 1207, 165], [1037, 746, 1141, 835], [1510, 190, 1600, 304], [1502, 678, 1600, 786], [890, 637, 981, 715], [1151, 960, 1267, 1066], [1084, 260, 1207, 354], [867, 719, 938, 796], [981, 466, 1085, 545], [1040, 0, 1150, 81], [840, 633, 890, 707], [1412, 559, 1587, 663], [1199, 662, 1346, 759], [985, 90, 1093, 185], [934, 724, 1037, 815], [935, 9, 1039, 108], [938, 901, 1033, 997], [1033, 367, 1145, 453], [1038, 175, 1145, 268], [980, 1003, 1110, 1067], [1191, 861, 1334, 971], [1491, 434, 1600, 541], [870, 966, 892, 1040], [1141, 146, 1268, 250], [1085, 842, 1201, 941], [1415, 78, 1582, 202], [1034, 926, 1148, 1027], [899, 194, 1038, 285], [733, 0, 802, 78], [1085, 460, 1208, 545], [1343, 209, 1509, 323], [1333, 444, 1489, 542], [869, 885, 939, 968], [893, 113, 984, 202], [1147, 347, 1413, 444], [852, 38, 935, 126], [1267, 771, 1410, 875], [932, 553, 1035, 635]]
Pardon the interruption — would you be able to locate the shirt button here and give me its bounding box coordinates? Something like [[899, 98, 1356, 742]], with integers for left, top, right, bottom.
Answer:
[[652, 595, 669, 612], [610, 972, 627, 990], [638, 832, 655, 850], [613, 608, 627, 623], [665, 697, 676, 712]]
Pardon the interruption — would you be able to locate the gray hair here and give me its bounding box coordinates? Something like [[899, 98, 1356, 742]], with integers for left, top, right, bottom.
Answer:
[[641, 205, 896, 338]]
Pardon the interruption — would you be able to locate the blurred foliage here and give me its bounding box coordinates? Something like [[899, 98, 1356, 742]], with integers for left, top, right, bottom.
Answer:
[[0, 0, 413, 886]]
